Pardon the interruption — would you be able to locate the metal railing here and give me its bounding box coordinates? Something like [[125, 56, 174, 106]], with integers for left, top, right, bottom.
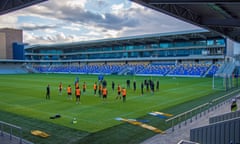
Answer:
[[165, 88, 240, 132], [0, 121, 23, 144], [165, 102, 210, 132]]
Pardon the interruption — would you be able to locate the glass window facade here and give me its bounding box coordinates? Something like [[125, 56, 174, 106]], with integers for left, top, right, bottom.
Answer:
[[25, 33, 226, 60]]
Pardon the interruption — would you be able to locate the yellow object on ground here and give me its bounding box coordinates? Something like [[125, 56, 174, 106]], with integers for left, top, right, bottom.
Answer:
[[120, 118, 165, 134], [31, 130, 50, 138], [154, 111, 173, 117]]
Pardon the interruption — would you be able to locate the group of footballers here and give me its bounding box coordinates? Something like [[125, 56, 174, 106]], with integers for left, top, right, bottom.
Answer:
[[46, 78, 127, 104], [45, 77, 160, 104]]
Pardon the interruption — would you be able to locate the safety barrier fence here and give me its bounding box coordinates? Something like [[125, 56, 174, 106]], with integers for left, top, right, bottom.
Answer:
[[165, 102, 210, 132], [0, 121, 22, 144], [165, 89, 240, 132]]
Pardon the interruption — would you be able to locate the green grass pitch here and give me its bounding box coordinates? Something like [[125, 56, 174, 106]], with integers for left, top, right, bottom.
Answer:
[[0, 74, 228, 143]]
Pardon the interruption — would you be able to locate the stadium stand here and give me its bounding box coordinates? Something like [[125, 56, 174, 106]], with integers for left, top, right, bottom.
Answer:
[[31, 63, 224, 77], [215, 62, 235, 76], [205, 64, 221, 77], [33, 63, 127, 74], [167, 64, 210, 77], [33, 64, 51, 73], [22, 30, 229, 78], [0, 63, 28, 74], [136, 64, 174, 76]]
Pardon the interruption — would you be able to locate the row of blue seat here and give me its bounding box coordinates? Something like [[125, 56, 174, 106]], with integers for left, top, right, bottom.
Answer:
[[33, 63, 220, 77], [168, 65, 208, 76]]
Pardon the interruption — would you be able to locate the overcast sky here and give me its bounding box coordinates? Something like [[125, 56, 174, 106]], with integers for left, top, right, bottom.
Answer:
[[0, 0, 200, 44]]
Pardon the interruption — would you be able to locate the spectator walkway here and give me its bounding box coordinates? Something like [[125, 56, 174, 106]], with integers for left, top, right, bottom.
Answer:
[[141, 97, 240, 144]]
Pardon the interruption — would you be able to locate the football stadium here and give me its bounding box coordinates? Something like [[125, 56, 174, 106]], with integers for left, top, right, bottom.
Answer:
[[0, 1, 240, 144]]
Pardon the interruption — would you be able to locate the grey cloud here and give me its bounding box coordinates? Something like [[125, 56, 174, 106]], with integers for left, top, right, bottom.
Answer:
[[57, 5, 139, 31], [23, 1, 140, 31], [20, 25, 58, 31], [95, 13, 139, 30], [21, 1, 199, 44], [59, 8, 101, 24], [118, 4, 199, 37], [22, 0, 198, 33]]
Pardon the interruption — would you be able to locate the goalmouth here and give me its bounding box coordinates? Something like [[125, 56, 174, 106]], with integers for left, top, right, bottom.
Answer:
[[212, 73, 236, 91]]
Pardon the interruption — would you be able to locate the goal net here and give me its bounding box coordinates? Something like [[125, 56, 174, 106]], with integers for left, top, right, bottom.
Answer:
[[212, 74, 233, 91]]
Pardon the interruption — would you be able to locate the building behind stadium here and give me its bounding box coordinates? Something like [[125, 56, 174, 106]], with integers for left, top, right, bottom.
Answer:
[[0, 28, 24, 60]]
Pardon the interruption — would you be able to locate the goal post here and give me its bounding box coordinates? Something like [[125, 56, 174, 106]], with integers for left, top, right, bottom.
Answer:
[[212, 74, 226, 90], [212, 74, 235, 91]]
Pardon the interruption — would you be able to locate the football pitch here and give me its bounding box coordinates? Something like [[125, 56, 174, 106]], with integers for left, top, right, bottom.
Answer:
[[0, 74, 229, 143]]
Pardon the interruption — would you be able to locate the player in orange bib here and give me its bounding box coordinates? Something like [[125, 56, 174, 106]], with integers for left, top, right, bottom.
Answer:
[[75, 81, 79, 89], [122, 87, 127, 102], [102, 87, 108, 102], [98, 83, 102, 97], [75, 87, 81, 104], [67, 85, 72, 100], [116, 84, 121, 100], [93, 82, 97, 96]]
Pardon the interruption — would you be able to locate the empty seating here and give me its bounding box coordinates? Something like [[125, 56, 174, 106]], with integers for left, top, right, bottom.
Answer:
[[0, 63, 28, 74], [32, 63, 220, 77], [206, 64, 220, 76], [168, 64, 210, 77], [137, 64, 174, 75]]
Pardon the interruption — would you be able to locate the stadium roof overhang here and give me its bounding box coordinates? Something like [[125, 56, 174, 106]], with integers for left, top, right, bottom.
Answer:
[[130, 0, 240, 43], [0, 0, 47, 15], [26, 29, 224, 50]]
